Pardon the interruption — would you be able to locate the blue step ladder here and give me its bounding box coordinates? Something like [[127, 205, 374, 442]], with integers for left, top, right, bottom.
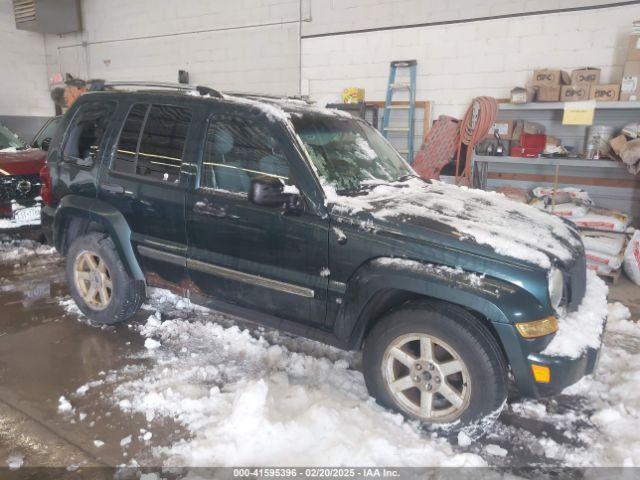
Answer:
[[381, 60, 417, 164]]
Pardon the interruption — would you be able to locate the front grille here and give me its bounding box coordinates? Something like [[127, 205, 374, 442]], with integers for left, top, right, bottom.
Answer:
[[0, 174, 41, 202], [565, 253, 587, 312]]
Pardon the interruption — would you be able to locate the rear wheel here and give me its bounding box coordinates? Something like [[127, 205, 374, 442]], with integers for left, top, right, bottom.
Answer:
[[66, 232, 145, 324], [363, 301, 507, 429]]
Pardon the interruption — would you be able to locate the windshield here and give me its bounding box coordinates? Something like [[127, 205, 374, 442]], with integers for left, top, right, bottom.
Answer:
[[0, 124, 26, 151], [290, 113, 413, 194]]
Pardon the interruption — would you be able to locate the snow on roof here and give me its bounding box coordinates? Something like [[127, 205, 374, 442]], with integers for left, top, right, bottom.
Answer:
[[327, 178, 582, 269]]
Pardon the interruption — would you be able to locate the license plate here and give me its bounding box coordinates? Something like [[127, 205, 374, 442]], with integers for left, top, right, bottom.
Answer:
[[13, 206, 40, 224]]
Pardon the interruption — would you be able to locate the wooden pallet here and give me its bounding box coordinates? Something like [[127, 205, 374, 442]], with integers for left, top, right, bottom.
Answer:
[[597, 267, 623, 285]]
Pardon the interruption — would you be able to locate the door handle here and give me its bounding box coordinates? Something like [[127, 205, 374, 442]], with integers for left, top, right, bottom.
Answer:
[[193, 200, 227, 217], [101, 183, 125, 194]]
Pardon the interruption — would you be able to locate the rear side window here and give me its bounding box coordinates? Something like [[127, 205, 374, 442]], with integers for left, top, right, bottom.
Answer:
[[62, 101, 116, 166], [113, 104, 147, 175], [113, 104, 192, 183]]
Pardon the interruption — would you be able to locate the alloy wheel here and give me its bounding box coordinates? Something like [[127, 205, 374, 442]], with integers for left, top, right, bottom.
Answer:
[[73, 250, 113, 311], [382, 333, 471, 422]]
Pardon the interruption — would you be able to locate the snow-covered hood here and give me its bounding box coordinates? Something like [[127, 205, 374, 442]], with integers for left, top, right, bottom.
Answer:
[[328, 179, 583, 269]]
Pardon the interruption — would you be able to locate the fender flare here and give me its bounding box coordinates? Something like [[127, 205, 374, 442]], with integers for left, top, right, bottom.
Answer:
[[53, 195, 145, 282], [337, 258, 545, 349]]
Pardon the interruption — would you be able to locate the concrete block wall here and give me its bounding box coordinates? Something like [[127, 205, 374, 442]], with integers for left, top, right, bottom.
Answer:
[[301, 0, 613, 36], [0, 2, 52, 117], [301, 2, 639, 118], [44, 0, 302, 96]]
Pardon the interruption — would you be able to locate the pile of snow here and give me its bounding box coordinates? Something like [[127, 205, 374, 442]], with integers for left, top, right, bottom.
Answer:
[[543, 270, 608, 358], [107, 309, 485, 467], [0, 237, 55, 263], [326, 178, 581, 269], [501, 302, 640, 467]]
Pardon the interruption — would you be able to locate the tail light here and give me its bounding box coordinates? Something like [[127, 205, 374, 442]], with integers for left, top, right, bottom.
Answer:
[[39, 164, 53, 206]]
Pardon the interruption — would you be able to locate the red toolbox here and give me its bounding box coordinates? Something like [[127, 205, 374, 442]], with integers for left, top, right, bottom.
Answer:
[[519, 133, 546, 151], [510, 146, 542, 158]]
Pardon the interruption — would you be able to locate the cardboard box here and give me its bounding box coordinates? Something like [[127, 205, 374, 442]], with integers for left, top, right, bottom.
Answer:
[[510, 86, 535, 104], [626, 34, 640, 62], [536, 85, 561, 102], [610, 135, 628, 156], [590, 84, 620, 101], [485, 120, 514, 140], [561, 85, 590, 102], [621, 60, 640, 101], [532, 69, 570, 86], [571, 67, 601, 85]]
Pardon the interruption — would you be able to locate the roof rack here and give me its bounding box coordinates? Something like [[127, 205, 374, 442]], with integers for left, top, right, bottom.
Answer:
[[225, 91, 312, 104], [89, 80, 223, 98]]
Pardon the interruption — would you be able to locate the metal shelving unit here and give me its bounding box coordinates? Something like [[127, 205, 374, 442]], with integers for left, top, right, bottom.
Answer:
[[472, 101, 640, 218]]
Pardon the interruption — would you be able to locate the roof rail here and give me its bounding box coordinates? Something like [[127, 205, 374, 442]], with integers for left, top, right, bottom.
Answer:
[[89, 80, 223, 98], [225, 91, 312, 104]]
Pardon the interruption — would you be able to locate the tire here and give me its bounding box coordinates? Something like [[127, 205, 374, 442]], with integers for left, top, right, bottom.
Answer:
[[362, 300, 507, 431], [66, 232, 145, 324]]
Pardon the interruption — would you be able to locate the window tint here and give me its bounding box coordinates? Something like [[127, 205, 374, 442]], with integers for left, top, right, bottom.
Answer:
[[113, 104, 191, 183], [201, 114, 290, 193], [63, 102, 116, 166], [113, 104, 148, 175]]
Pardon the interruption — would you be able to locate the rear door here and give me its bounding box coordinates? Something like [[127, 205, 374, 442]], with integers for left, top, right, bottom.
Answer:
[[185, 107, 330, 326], [98, 102, 194, 290]]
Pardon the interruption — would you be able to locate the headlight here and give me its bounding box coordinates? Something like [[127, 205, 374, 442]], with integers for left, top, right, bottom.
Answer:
[[515, 316, 558, 338], [548, 267, 564, 310]]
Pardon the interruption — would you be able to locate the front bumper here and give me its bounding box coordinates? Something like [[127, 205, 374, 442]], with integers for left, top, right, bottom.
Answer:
[[493, 270, 607, 397], [527, 345, 601, 396]]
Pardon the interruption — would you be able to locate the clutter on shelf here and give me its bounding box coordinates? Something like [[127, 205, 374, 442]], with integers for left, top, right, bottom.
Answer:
[[609, 123, 640, 174]]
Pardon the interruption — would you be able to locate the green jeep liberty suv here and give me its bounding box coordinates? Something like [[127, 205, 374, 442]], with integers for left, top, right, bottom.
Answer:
[[40, 82, 607, 429]]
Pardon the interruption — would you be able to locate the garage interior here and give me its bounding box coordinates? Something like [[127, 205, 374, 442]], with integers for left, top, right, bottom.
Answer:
[[2, 0, 640, 475]]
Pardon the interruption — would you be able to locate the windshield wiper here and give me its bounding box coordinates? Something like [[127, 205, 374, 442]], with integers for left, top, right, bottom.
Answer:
[[397, 173, 420, 182]]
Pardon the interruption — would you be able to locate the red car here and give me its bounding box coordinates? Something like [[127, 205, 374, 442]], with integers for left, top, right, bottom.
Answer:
[[0, 118, 60, 222]]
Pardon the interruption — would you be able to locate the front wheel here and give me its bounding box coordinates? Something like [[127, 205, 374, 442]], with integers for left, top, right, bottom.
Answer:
[[362, 301, 508, 429]]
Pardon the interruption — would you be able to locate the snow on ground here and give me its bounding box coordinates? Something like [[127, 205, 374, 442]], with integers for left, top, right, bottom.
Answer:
[[53, 283, 640, 468], [0, 236, 55, 264], [111, 291, 485, 467]]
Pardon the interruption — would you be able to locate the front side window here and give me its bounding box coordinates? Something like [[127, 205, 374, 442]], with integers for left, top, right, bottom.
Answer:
[[201, 114, 290, 194], [113, 104, 192, 183], [63, 101, 116, 165], [290, 113, 412, 194]]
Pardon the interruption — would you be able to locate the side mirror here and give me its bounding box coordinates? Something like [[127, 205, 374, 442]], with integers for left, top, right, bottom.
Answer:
[[41, 137, 51, 151], [249, 176, 303, 213], [249, 176, 289, 207]]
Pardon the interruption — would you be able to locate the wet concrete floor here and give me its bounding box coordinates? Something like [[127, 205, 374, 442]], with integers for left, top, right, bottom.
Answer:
[[0, 240, 183, 471]]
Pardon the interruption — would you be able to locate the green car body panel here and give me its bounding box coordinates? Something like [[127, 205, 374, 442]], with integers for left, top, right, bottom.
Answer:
[[41, 90, 595, 399]]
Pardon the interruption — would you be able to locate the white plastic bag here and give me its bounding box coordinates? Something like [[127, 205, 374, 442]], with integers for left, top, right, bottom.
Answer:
[[529, 198, 589, 218], [587, 261, 613, 275], [585, 249, 622, 270], [581, 232, 626, 256], [623, 230, 640, 285], [573, 209, 630, 232]]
